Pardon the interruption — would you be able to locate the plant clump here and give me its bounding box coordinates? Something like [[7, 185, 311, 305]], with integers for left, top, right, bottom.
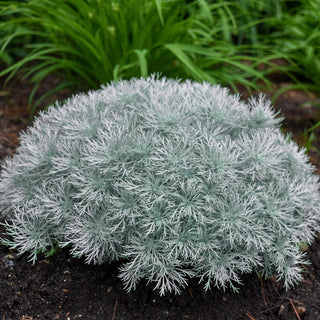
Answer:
[[0, 76, 320, 295]]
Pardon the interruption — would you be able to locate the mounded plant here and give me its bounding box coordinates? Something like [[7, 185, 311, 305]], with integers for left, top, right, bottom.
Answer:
[[1, 76, 320, 295]]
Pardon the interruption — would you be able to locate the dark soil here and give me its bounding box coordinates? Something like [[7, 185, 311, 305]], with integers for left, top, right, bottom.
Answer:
[[1, 77, 320, 320]]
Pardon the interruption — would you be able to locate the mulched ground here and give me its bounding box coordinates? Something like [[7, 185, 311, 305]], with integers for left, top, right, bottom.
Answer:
[[0, 77, 320, 320]]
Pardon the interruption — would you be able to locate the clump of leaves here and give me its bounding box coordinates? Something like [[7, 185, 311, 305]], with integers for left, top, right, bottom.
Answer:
[[1, 76, 320, 295], [0, 0, 283, 113]]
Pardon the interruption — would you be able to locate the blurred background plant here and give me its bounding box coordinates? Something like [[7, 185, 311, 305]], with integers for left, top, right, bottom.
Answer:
[[0, 0, 319, 114]]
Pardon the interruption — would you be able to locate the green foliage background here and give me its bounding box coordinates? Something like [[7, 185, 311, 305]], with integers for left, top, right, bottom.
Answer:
[[1, 0, 319, 113]]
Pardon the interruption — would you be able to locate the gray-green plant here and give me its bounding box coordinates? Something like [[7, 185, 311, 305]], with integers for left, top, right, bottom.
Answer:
[[1, 76, 320, 295]]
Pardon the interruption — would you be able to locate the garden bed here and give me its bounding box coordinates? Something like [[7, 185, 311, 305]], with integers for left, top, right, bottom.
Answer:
[[0, 77, 320, 320]]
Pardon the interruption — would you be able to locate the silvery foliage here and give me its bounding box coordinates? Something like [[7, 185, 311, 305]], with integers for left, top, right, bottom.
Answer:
[[0, 76, 320, 295]]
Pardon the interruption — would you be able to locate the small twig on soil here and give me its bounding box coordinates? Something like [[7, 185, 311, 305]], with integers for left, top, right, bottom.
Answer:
[[258, 303, 289, 315], [289, 299, 302, 320], [275, 297, 303, 305], [245, 311, 257, 320], [259, 275, 267, 306], [274, 297, 304, 320], [112, 296, 119, 320], [9, 248, 18, 259], [302, 279, 313, 285]]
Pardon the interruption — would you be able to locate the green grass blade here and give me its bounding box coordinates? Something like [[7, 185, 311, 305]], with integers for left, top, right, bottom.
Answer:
[[133, 49, 149, 78], [155, 0, 164, 26]]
